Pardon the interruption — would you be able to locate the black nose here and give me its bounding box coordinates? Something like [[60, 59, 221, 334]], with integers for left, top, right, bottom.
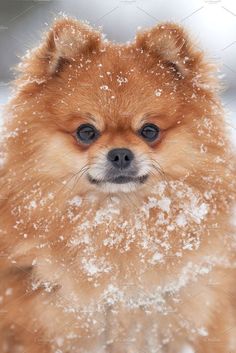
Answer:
[[107, 148, 134, 169]]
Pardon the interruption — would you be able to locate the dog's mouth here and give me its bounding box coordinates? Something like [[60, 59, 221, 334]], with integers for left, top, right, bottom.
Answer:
[[87, 174, 148, 185]]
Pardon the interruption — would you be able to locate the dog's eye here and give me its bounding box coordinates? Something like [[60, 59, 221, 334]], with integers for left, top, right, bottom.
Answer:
[[75, 124, 99, 144], [139, 123, 160, 142]]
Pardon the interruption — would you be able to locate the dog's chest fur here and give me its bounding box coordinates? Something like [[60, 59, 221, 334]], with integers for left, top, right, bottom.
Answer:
[[22, 181, 228, 352]]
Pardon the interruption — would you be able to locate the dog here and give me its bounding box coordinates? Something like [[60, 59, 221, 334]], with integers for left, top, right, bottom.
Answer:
[[0, 17, 235, 353]]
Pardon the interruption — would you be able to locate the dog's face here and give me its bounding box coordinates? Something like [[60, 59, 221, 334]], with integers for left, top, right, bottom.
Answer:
[[11, 18, 220, 196]]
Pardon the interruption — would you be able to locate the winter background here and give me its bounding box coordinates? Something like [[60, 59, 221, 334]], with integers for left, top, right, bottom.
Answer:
[[0, 0, 236, 145], [0, 2, 235, 352]]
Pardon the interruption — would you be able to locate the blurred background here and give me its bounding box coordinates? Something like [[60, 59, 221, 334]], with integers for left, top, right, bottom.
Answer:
[[0, 0, 235, 139]]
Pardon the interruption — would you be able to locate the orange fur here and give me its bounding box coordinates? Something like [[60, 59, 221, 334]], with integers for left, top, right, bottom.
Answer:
[[0, 17, 235, 353]]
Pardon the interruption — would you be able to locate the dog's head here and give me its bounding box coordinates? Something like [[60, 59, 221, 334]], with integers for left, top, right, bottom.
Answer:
[[9, 17, 225, 196]]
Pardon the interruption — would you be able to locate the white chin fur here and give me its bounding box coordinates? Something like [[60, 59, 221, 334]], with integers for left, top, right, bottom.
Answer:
[[98, 181, 140, 193]]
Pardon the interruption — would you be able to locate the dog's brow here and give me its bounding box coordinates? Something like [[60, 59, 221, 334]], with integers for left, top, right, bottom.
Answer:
[[84, 113, 97, 123], [121, 113, 132, 119]]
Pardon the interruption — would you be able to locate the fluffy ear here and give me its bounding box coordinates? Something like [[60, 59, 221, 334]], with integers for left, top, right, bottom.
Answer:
[[17, 17, 101, 82], [135, 23, 209, 80]]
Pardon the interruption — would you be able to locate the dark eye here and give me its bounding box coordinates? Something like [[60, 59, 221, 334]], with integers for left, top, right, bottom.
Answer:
[[75, 124, 99, 144], [139, 123, 160, 142]]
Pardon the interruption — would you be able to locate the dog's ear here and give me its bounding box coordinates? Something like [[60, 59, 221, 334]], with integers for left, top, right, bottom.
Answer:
[[18, 17, 101, 82], [135, 23, 210, 80]]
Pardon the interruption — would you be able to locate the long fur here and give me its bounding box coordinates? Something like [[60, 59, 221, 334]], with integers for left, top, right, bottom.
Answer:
[[0, 17, 235, 353]]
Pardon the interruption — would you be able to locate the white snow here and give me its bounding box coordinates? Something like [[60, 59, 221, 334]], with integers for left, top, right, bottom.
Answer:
[[100, 85, 110, 91], [154, 88, 163, 96], [68, 195, 82, 207]]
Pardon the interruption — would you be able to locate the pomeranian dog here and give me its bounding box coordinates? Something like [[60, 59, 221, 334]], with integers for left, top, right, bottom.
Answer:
[[0, 17, 235, 353]]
